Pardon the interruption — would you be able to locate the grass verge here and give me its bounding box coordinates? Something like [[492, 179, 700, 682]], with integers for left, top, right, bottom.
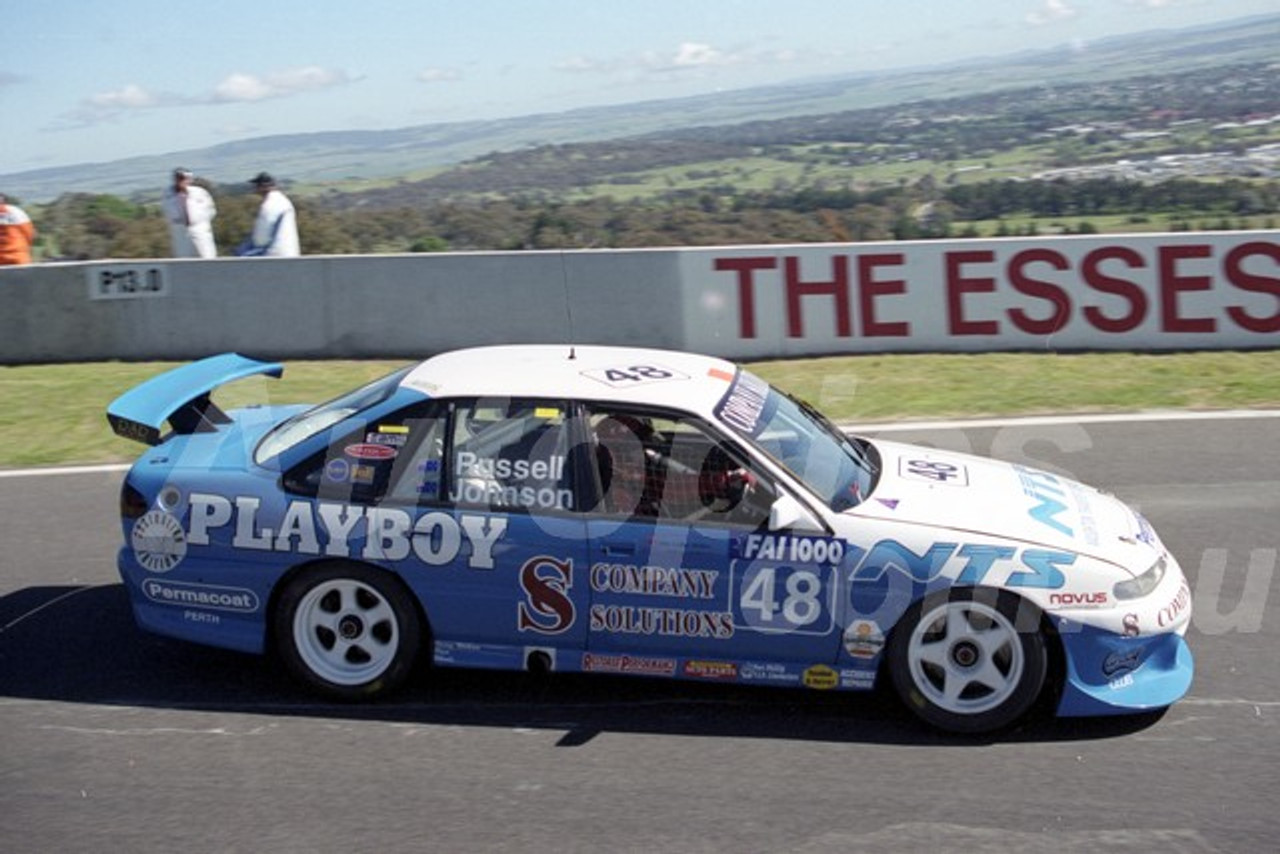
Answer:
[[2, 350, 1277, 469]]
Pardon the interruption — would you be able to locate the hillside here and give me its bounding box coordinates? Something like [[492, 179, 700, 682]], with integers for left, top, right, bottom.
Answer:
[[3, 13, 1277, 203]]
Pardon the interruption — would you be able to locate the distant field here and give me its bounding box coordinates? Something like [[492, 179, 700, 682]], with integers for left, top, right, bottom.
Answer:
[[2, 351, 1277, 469]]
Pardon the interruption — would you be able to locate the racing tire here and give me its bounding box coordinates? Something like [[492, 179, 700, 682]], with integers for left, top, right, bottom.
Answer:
[[274, 562, 423, 700], [887, 587, 1047, 734]]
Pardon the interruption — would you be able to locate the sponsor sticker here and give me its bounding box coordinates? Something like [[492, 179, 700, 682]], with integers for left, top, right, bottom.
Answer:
[[581, 653, 677, 676], [739, 662, 800, 685], [840, 669, 876, 689], [738, 533, 845, 565], [324, 458, 350, 483], [1048, 591, 1110, 609], [1101, 647, 1144, 678], [142, 579, 259, 613], [131, 511, 187, 573], [344, 443, 398, 461], [1157, 581, 1192, 628], [714, 370, 770, 437], [365, 430, 408, 447], [803, 664, 838, 690], [843, 620, 885, 659], [683, 660, 739, 680], [182, 493, 508, 570]]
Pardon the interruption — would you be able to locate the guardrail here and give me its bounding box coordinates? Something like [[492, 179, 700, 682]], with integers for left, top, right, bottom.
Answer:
[[1, 232, 1275, 364]]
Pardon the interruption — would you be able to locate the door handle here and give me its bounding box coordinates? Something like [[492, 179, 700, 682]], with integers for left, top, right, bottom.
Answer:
[[600, 542, 637, 556]]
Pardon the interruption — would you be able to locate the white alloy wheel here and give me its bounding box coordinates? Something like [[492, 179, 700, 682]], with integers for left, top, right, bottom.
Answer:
[[293, 578, 400, 686], [889, 589, 1047, 733], [275, 563, 421, 699]]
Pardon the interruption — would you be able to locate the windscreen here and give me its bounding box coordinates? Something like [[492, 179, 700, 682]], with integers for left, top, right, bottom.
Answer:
[[714, 369, 879, 512]]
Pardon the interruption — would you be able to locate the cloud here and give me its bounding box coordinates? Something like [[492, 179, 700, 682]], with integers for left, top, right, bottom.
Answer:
[[1025, 0, 1078, 26], [51, 83, 185, 128], [416, 68, 462, 83], [210, 66, 353, 102], [670, 42, 729, 68], [553, 56, 609, 74], [87, 83, 162, 109], [555, 41, 795, 78], [50, 66, 353, 129]]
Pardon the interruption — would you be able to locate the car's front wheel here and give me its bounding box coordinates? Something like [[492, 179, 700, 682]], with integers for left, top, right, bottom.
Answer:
[[887, 588, 1047, 733], [274, 562, 422, 699]]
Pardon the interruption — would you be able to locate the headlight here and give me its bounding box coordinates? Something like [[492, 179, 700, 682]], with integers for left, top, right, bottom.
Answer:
[[1113, 554, 1167, 600]]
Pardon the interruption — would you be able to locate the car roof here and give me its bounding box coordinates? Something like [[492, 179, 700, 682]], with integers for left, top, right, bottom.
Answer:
[[400, 344, 742, 416]]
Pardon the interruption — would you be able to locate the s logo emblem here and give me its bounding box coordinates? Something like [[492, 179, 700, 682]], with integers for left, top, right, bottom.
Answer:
[[518, 556, 575, 634]]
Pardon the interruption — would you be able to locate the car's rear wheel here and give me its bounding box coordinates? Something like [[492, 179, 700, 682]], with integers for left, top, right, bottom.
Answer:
[[887, 588, 1046, 733], [274, 562, 422, 699]]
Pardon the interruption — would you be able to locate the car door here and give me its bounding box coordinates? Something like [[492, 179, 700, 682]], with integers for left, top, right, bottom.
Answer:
[[581, 404, 843, 670], [285, 395, 593, 669]]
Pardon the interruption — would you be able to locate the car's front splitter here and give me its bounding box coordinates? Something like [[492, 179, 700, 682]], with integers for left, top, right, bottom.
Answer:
[[1054, 618, 1194, 717]]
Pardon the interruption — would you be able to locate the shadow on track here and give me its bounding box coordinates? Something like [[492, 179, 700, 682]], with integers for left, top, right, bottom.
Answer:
[[0, 584, 1167, 747]]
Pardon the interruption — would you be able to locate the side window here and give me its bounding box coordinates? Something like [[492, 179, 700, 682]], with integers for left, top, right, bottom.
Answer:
[[385, 414, 447, 504], [448, 398, 577, 513], [283, 403, 444, 505], [586, 406, 776, 528]]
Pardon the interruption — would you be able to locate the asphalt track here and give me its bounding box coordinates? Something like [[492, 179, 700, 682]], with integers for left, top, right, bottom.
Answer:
[[2, 414, 1277, 853]]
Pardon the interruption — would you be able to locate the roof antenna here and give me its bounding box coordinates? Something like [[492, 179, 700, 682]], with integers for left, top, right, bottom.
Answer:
[[559, 250, 576, 360]]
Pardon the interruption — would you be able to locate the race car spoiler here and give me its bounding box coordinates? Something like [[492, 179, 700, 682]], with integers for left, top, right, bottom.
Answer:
[[107, 353, 284, 446]]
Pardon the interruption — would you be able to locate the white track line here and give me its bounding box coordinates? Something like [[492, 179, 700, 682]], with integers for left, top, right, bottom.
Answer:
[[848, 408, 1280, 433], [0, 463, 128, 479]]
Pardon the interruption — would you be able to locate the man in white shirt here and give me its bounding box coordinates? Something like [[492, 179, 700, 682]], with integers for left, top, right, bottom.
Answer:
[[236, 172, 300, 257], [162, 169, 218, 258]]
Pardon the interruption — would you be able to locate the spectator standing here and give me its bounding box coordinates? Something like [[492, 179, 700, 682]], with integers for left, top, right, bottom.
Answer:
[[161, 169, 218, 258], [0, 193, 37, 265], [236, 172, 300, 257]]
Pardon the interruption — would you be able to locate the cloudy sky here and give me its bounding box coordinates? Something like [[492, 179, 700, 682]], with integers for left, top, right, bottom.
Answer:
[[3, 0, 1274, 173]]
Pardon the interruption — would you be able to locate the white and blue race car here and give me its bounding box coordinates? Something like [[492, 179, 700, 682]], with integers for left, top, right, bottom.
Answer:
[[109, 345, 1192, 733]]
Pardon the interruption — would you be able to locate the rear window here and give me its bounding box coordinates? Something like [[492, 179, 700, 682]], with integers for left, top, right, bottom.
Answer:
[[254, 366, 413, 463]]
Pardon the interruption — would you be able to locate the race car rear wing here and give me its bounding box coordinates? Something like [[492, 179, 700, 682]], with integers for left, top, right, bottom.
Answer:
[[107, 353, 284, 446]]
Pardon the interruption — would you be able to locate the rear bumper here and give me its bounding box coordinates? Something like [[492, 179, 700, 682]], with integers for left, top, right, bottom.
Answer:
[[118, 547, 271, 655]]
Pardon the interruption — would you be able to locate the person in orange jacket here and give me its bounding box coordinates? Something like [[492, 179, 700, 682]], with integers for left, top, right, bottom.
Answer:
[[0, 193, 36, 265]]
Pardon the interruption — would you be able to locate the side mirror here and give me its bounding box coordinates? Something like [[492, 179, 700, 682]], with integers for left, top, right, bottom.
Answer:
[[768, 493, 824, 534]]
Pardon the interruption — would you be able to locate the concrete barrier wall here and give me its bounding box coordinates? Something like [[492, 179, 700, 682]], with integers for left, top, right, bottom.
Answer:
[[1, 232, 1275, 364], [0, 250, 686, 363]]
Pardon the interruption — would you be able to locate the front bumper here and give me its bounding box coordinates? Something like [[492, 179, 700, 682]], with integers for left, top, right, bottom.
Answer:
[[1052, 554, 1194, 717], [1055, 621, 1193, 716]]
